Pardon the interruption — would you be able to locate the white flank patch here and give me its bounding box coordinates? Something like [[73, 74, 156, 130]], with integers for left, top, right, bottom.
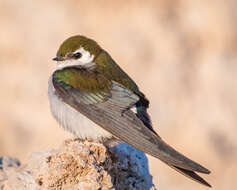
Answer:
[[130, 106, 137, 114]]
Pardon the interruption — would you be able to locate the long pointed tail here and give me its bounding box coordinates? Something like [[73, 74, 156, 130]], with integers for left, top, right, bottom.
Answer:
[[167, 163, 212, 187]]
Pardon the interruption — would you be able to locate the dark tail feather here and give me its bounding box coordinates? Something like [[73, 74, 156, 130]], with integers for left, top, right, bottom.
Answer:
[[167, 164, 212, 187]]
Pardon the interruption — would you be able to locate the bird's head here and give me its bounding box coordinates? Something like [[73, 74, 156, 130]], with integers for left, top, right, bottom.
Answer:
[[53, 35, 101, 69]]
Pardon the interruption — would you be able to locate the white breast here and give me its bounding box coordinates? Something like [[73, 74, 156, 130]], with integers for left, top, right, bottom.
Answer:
[[48, 76, 112, 141]]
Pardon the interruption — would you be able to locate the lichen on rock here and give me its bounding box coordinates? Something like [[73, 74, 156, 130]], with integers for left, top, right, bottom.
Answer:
[[0, 139, 157, 190]]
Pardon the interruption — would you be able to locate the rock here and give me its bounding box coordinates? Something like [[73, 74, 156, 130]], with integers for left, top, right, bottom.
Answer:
[[0, 156, 21, 184], [0, 139, 157, 190]]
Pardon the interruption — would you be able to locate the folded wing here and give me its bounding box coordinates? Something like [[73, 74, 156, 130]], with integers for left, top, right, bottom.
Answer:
[[52, 67, 211, 187]]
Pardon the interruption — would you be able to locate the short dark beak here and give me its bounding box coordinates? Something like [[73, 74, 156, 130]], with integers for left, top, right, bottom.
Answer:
[[52, 57, 64, 61]]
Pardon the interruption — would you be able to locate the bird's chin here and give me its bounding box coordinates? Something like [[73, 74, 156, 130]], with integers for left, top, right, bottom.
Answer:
[[56, 59, 78, 69], [55, 60, 96, 71]]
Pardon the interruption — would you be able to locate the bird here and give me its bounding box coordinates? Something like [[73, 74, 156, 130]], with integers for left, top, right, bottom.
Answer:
[[48, 35, 211, 187]]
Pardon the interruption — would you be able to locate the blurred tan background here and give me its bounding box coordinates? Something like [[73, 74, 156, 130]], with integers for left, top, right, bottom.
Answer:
[[0, 0, 237, 189]]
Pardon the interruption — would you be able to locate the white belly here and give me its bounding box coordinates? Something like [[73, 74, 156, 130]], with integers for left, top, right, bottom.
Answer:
[[48, 76, 112, 140]]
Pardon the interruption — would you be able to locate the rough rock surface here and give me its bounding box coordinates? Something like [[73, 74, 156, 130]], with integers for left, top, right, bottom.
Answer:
[[0, 139, 157, 190]]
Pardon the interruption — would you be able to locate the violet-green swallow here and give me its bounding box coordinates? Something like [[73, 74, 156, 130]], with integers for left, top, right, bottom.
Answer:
[[48, 35, 211, 187]]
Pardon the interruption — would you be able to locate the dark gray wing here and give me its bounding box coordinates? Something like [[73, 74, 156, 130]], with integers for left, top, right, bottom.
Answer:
[[52, 75, 211, 187]]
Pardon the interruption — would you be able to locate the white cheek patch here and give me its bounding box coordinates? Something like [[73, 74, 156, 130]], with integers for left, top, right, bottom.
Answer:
[[56, 46, 95, 69], [74, 47, 94, 64]]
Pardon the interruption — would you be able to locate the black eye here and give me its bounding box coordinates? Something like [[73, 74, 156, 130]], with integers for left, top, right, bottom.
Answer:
[[73, 52, 82, 59]]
